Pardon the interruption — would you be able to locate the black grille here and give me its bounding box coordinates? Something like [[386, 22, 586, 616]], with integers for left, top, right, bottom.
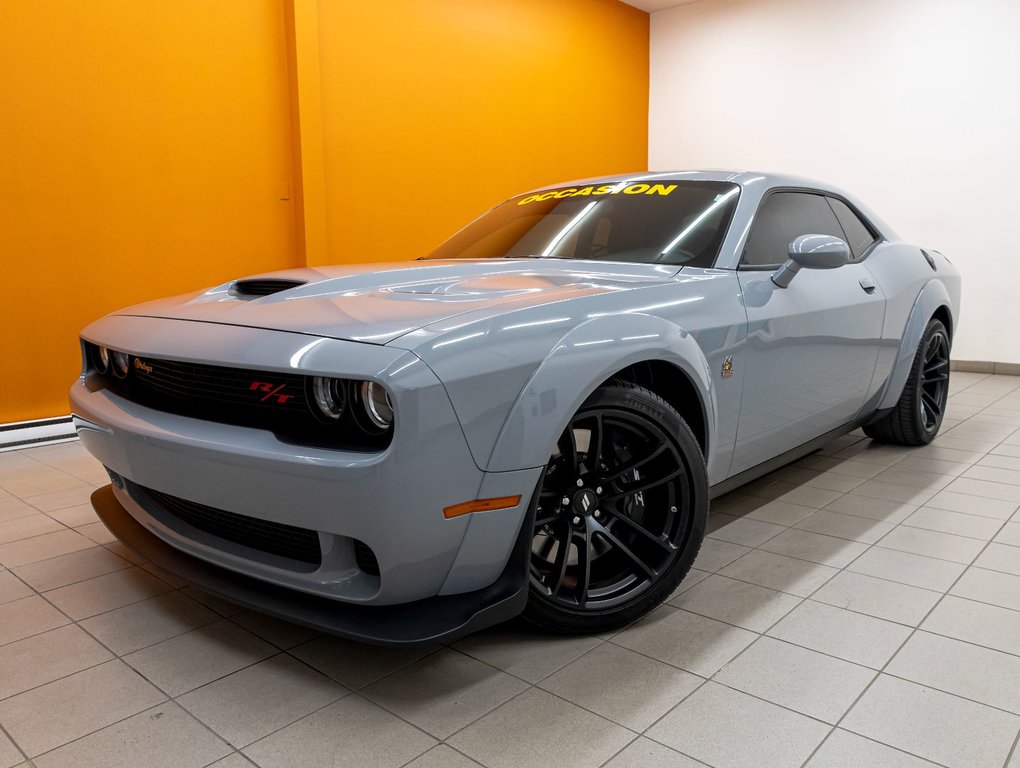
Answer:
[[231, 278, 306, 297], [353, 539, 380, 576], [87, 347, 391, 452], [141, 485, 322, 567]]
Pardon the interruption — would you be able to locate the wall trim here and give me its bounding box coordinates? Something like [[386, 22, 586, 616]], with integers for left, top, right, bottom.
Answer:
[[0, 416, 77, 452], [951, 360, 1020, 376]]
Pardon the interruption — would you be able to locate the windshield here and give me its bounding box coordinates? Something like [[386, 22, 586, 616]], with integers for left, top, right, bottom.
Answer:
[[424, 180, 740, 267]]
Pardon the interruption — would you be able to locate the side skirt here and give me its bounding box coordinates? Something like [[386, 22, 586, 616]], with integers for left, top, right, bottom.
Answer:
[[708, 419, 866, 499]]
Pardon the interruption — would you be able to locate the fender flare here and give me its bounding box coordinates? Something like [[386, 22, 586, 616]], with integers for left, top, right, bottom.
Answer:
[[877, 279, 955, 410], [485, 313, 718, 473]]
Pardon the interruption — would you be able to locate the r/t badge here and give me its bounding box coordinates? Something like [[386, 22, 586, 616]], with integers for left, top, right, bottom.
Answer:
[[721, 356, 735, 378]]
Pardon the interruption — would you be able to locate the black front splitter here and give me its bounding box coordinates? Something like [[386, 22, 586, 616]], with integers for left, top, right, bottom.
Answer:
[[91, 484, 531, 648]]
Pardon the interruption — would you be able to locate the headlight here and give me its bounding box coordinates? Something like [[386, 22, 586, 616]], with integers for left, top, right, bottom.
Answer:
[[360, 381, 393, 430], [94, 345, 110, 374], [311, 376, 346, 421], [111, 350, 130, 379]]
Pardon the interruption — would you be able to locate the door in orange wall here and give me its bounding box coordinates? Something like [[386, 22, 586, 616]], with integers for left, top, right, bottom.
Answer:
[[0, 0, 300, 423]]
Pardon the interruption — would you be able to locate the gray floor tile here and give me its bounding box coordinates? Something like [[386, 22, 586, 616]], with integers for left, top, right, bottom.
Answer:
[[743, 499, 818, 526], [32, 702, 231, 768], [805, 729, 940, 767], [0, 732, 23, 768], [690, 537, 750, 572], [767, 600, 912, 669], [811, 570, 942, 626], [204, 756, 258, 768], [0, 571, 32, 605], [611, 606, 756, 677], [79, 590, 221, 654], [448, 688, 632, 768], [0, 595, 68, 646], [290, 634, 432, 689], [669, 573, 801, 632], [849, 481, 937, 506], [0, 659, 165, 756], [452, 625, 601, 684], [877, 527, 986, 564], [123, 620, 275, 697], [950, 566, 1020, 612], [12, 546, 130, 592], [924, 490, 1018, 520], [719, 549, 838, 596], [0, 529, 95, 568], [403, 745, 483, 768], [944, 477, 1020, 503], [824, 494, 917, 524], [973, 542, 1020, 576], [903, 507, 1004, 540], [244, 695, 435, 768], [793, 509, 895, 544], [759, 529, 869, 568], [887, 631, 1020, 715], [44, 566, 172, 620], [604, 737, 708, 767], [44, 502, 98, 528], [847, 546, 966, 591], [741, 480, 843, 508], [843, 675, 1019, 768], [706, 514, 784, 547], [229, 611, 319, 649], [714, 636, 875, 723], [996, 522, 1020, 546], [922, 595, 1020, 656], [0, 514, 64, 545], [178, 653, 346, 748], [22, 485, 97, 513], [363, 648, 527, 739], [539, 643, 701, 731], [646, 681, 829, 768], [0, 624, 112, 699]]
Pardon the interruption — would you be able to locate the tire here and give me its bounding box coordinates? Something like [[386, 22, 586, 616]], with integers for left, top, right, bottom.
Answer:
[[523, 381, 708, 634], [864, 318, 950, 446]]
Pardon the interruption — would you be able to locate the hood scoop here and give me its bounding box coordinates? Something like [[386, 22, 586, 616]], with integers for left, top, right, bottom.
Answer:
[[230, 278, 306, 299]]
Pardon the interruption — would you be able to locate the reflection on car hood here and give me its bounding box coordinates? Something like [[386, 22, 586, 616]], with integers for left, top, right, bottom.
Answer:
[[115, 259, 681, 344]]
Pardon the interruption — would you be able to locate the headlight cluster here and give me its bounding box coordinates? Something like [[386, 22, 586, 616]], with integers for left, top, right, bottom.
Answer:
[[90, 344, 131, 379], [308, 376, 394, 432]]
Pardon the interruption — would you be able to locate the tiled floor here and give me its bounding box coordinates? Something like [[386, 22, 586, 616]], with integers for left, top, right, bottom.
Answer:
[[2, 372, 1020, 768]]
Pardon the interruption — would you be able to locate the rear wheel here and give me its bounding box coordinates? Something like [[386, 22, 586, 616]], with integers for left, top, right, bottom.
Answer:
[[864, 318, 950, 446], [523, 382, 708, 633]]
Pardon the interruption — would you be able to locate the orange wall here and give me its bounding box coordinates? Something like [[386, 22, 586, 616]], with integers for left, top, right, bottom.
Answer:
[[0, 0, 649, 423], [314, 0, 649, 264], [0, 0, 300, 423]]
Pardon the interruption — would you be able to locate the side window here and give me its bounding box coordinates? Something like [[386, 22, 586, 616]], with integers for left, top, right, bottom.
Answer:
[[741, 192, 844, 267], [828, 197, 877, 260]]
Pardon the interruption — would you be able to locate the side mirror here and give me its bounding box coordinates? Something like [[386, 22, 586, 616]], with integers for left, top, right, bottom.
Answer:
[[771, 234, 851, 288]]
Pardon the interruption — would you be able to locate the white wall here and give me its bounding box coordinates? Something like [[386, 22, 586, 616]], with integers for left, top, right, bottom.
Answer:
[[650, 0, 1020, 363]]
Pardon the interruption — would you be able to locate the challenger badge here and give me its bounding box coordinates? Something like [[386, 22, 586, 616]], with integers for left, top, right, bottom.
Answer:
[[721, 356, 734, 378]]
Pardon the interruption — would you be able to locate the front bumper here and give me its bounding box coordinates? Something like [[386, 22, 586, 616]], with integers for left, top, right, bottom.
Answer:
[[92, 484, 533, 646], [71, 315, 542, 611]]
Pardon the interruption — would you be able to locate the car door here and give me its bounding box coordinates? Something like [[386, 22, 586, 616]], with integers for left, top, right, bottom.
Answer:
[[730, 190, 885, 475]]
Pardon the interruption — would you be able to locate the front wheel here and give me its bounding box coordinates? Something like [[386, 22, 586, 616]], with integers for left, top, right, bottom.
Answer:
[[523, 382, 708, 633]]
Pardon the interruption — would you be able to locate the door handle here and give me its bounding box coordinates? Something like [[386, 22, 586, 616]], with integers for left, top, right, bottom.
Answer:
[[859, 278, 877, 294]]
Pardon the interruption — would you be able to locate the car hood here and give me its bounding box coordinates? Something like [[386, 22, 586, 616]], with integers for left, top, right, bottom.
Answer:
[[115, 260, 681, 344]]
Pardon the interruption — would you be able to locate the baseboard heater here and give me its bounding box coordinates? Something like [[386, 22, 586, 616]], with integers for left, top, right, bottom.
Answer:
[[0, 417, 77, 452]]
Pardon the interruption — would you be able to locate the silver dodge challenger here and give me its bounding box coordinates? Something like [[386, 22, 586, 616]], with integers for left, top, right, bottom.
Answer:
[[71, 171, 961, 645]]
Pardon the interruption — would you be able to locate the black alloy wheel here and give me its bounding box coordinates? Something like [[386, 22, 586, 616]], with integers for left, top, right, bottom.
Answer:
[[864, 317, 951, 446], [524, 381, 708, 633], [919, 328, 950, 433]]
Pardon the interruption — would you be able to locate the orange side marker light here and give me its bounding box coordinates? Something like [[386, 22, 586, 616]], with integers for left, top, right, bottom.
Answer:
[[443, 495, 522, 519]]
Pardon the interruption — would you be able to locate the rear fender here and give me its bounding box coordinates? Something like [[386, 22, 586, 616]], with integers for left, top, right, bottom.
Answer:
[[486, 313, 717, 473], [877, 279, 954, 410]]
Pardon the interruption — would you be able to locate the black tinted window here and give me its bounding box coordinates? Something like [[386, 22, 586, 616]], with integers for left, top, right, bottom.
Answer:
[[742, 192, 845, 267], [828, 198, 877, 260], [424, 181, 740, 268]]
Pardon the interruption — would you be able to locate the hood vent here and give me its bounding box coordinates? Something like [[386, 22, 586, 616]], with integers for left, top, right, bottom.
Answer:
[[230, 278, 306, 298]]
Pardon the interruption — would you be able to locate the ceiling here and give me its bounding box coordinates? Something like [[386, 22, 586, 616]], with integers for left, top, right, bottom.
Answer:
[[620, 0, 705, 12]]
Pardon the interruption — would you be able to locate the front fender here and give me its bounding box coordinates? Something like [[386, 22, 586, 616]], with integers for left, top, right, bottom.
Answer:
[[486, 313, 718, 474], [877, 279, 955, 410]]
